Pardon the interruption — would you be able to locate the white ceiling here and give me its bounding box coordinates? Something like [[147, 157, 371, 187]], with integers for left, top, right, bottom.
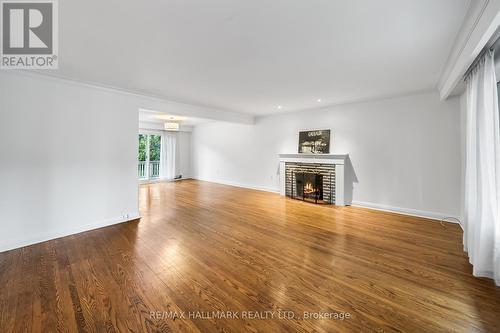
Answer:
[[52, 0, 470, 115], [139, 109, 211, 126]]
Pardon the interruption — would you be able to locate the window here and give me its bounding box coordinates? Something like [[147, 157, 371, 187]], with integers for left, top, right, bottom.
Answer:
[[138, 134, 161, 180]]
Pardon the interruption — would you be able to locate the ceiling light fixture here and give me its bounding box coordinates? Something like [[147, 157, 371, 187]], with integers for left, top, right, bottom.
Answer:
[[277, 105, 283, 109], [164, 122, 180, 131], [155, 114, 186, 121], [317, 98, 322, 103]]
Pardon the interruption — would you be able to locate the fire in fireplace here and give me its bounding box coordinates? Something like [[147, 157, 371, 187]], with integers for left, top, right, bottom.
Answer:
[[293, 172, 323, 204], [285, 162, 335, 204]]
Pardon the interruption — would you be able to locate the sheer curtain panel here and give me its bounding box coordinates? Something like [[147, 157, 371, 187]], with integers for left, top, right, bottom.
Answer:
[[464, 49, 500, 286]]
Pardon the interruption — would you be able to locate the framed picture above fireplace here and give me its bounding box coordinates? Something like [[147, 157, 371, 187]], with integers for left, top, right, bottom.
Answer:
[[298, 129, 330, 154]]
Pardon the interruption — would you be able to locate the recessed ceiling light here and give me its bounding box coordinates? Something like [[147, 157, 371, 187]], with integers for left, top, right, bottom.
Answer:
[[277, 105, 283, 109], [317, 98, 322, 103]]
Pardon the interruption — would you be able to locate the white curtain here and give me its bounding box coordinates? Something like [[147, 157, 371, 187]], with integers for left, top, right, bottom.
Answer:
[[160, 132, 177, 180], [464, 49, 500, 286]]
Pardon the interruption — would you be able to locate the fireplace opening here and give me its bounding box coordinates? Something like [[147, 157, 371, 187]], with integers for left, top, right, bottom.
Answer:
[[293, 172, 323, 204], [285, 162, 335, 204]]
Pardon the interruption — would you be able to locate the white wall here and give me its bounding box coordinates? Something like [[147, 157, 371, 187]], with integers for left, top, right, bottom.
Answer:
[[192, 92, 462, 219], [0, 73, 145, 252]]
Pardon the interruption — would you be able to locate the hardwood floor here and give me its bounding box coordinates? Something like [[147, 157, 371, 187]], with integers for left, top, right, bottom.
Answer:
[[1, 180, 499, 332]]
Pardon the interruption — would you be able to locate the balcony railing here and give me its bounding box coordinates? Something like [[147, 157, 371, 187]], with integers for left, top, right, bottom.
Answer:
[[138, 161, 146, 178], [138, 161, 160, 180], [150, 161, 160, 178]]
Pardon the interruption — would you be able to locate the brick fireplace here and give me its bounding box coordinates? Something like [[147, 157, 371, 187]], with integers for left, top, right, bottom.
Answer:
[[278, 154, 351, 206], [286, 163, 335, 204]]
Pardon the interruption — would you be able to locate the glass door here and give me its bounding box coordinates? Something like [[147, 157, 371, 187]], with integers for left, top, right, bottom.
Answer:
[[148, 135, 161, 179], [138, 133, 161, 180]]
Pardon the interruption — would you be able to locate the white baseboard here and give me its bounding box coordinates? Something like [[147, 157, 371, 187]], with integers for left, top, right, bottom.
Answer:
[[193, 176, 279, 193], [139, 175, 193, 185], [193, 177, 461, 224], [0, 212, 141, 253], [352, 200, 462, 224]]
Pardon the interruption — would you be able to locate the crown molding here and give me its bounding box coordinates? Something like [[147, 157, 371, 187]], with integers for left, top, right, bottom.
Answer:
[[438, 0, 500, 99], [0, 70, 255, 125]]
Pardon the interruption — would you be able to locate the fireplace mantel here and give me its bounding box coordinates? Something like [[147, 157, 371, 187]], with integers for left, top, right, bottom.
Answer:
[[278, 153, 348, 164], [278, 153, 352, 206]]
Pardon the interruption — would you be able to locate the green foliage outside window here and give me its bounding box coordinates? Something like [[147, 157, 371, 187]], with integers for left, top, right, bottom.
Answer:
[[138, 134, 161, 161], [149, 135, 161, 161], [138, 134, 147, 161]]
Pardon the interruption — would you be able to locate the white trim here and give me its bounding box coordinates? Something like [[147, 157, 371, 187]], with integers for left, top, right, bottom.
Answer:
[[278, 153, 348, 165], [192, 178, 461, 224], [437, 0, 487, 91], [438, 0, 500, 99], [0, 71, 254, 124], [139, 121, 193, 133], [0, 213, 140, 253], [139, 176, 191, 185], [352, 200, 462, 223], [139, 128, 164, 136], [193, 177, 279, 193]]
